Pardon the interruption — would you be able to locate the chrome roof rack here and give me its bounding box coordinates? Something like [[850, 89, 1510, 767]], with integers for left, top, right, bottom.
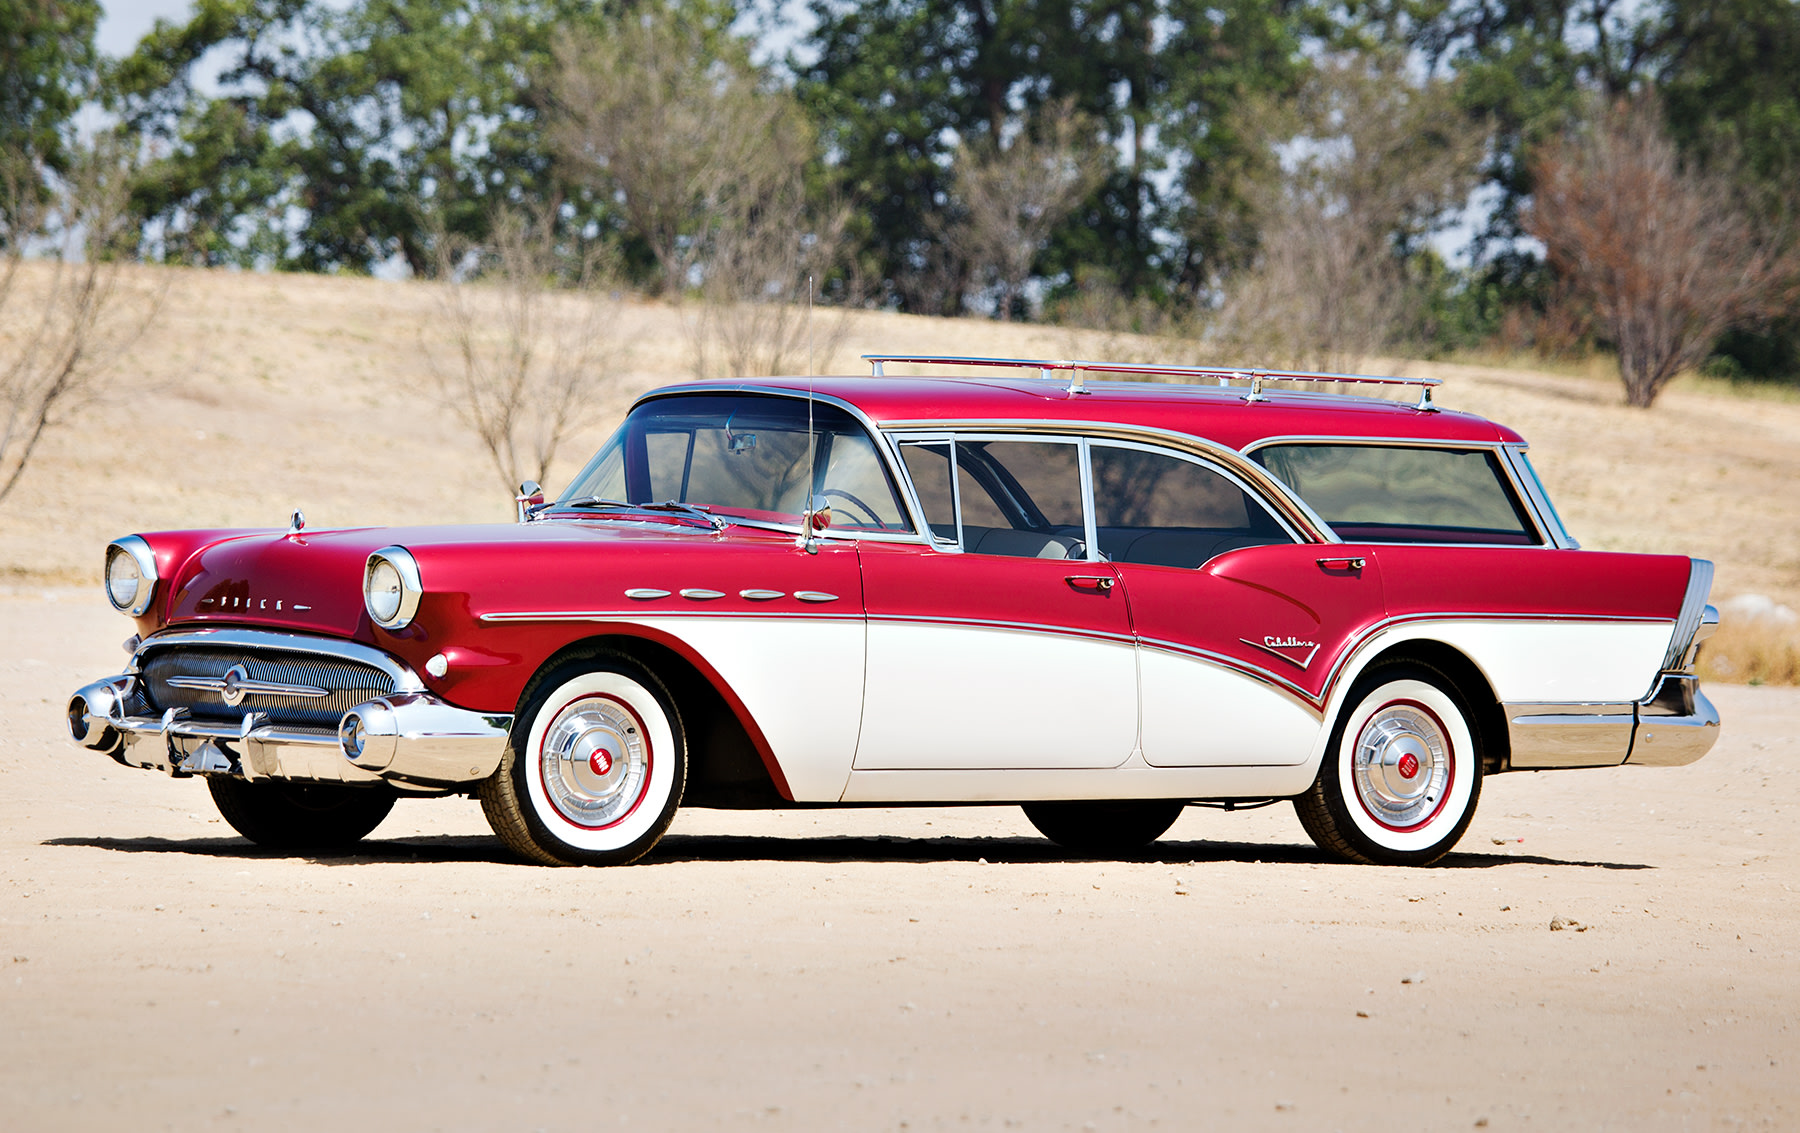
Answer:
[[861, 353, 1442, 411]]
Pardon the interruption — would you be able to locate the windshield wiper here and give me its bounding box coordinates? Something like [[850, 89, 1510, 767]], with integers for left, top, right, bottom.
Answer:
[[544, 497, 727, 531]]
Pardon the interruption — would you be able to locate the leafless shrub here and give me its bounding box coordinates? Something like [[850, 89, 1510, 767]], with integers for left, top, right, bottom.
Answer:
[[423, 205, 627, 493], [691, 185, 856, 378], [939, 100, 1108, 321], [1, 137, 160, 506], [1209, 55, 1486, 372], [1698, 617, 1800, 687], [1525, 95, 1800, 408]]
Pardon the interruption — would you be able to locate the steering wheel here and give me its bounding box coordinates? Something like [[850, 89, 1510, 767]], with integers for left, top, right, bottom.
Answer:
[[820, 488, 889, 530]]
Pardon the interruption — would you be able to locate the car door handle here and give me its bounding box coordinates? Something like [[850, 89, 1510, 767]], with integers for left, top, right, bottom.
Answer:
[[1066, 575, 1115, 592], [1316, 556, 1366, 572]]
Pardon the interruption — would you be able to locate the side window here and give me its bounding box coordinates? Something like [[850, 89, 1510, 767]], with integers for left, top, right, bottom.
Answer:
[[817, 430, 911, 530], [1089, 444, 1290, 568], [955, 439, 1087, 560], [899, 442, 957, 543]]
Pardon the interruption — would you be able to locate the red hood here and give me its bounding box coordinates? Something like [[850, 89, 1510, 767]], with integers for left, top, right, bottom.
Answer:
[[156, 521, 734, 637]]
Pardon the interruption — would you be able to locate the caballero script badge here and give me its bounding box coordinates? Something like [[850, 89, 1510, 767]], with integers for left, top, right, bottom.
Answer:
[[1240, 635, 1321, 669]]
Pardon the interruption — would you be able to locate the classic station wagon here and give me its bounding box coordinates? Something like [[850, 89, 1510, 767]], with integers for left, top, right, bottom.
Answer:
[[67, 355, 1721, 866]]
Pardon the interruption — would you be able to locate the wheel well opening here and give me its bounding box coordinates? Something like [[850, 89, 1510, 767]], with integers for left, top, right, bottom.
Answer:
[[534, 635, 786, 808], [1358, 642, 1509, 774]]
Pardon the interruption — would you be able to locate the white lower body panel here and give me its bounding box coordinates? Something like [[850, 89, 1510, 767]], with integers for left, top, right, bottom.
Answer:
[[632, 616, 866, 802], [1366, 619, 1674, 704], [1138, 649, 1322, 767], [855, 621, 1139, 771]]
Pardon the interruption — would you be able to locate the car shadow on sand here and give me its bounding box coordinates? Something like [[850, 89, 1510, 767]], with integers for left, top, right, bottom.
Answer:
[[43, 833, 1652, 870]]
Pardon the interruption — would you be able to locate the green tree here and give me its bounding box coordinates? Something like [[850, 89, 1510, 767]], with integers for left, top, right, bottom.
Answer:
[[111, 0, 606, 273]]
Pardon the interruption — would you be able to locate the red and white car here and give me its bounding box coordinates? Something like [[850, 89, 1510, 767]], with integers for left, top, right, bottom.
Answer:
[[67, 355, 1721, 866]]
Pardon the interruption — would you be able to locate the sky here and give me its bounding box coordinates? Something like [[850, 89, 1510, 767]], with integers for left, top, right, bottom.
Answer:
[[98, 1, 202, 57]]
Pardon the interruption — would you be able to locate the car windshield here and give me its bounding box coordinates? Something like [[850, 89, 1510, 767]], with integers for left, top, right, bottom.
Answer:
[[1252, 443, 1539, 545], [556, 394, 913, 533]]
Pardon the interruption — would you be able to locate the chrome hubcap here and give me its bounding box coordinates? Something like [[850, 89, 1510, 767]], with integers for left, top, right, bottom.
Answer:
[[540, 696, 648, 828], [1352, 703, 1450, 830]]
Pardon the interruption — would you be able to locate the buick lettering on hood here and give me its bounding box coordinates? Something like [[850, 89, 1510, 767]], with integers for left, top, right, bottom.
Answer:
[[67, 356, 1721, 866]]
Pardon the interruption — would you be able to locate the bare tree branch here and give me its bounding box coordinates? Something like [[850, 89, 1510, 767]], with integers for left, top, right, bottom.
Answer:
[[939, 100, 1108, 322], [1525, 94, 1800, 408], [1, 136, 160, 507], [1210, 54, 1486, 373], [422, 204, 629, 493]]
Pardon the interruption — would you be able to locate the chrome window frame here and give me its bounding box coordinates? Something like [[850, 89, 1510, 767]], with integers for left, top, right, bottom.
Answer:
[[881, 419, 1338, 546], [1498, 443, 1580, 549], [1083, 436, 1305, 547], [565, 386, 936, 545], [1240, 434, 1557, 549], [884, 426, 1313, 560]]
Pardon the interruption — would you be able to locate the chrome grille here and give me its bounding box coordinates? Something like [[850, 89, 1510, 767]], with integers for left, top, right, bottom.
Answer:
[[140, 647, 395, 729]]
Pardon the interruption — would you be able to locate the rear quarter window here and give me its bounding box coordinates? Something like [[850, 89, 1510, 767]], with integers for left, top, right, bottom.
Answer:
[[1253, 444, 1540, 545]]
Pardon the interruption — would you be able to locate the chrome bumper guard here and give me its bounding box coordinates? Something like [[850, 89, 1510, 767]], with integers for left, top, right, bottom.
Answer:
[[1627, 672, 1720, 767], [68, 675, 510, 788]]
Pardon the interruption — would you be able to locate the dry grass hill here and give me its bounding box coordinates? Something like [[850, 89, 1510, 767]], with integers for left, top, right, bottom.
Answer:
[[4, 263, 1795, 681]]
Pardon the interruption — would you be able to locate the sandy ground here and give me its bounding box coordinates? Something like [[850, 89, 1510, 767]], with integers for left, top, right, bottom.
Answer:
[[6, 265, 1800, 618], [3, 590, 1797, 1131]]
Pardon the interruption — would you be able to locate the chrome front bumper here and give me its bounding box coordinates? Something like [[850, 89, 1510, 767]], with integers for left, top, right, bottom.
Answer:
[[1505, 672, 1720, 771], [69, 674, 511, 789]]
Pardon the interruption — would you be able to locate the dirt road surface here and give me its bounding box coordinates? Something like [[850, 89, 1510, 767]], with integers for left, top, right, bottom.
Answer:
[[3, 590, 1796, 1131]]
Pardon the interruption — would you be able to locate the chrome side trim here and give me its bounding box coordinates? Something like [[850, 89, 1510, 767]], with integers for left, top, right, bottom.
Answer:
[[1628, 673, 1721, 767], [1661, 559, 1716, 673], [129, 628, 427, 694], [1505, 702, 1635, 769]]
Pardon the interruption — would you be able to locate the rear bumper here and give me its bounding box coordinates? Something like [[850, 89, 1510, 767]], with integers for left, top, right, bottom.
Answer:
[[1505, 672, 1720, 771], [68, 674, 510, 788], [1626, 673, 1720, 767]]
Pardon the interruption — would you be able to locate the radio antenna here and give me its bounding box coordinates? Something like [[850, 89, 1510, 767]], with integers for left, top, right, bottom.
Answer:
[[800, 275, 818, 553]]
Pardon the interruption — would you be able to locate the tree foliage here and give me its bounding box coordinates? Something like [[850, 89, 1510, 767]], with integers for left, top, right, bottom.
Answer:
[[1526, 95, 1800, 407]]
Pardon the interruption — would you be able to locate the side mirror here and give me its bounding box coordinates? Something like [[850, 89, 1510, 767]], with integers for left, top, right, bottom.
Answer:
[[796, 494, 832, 553], [515, 480, 544, 523]]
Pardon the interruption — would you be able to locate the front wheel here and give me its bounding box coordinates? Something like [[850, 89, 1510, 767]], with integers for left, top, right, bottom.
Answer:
[[1023, 800, 1185, 855], [479, 654, 687, 866], [207, 778, 395, 850], [1294, 666, 1483, 866]]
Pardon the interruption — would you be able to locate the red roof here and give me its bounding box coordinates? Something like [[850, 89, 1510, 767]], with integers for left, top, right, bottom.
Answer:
[[668, 375, 1524, 450]]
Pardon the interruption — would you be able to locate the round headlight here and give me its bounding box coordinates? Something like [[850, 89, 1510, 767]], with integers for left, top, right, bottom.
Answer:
[[367, 560, 403, 623], [104, 536, 159, 616], [106, 549, 140, 611], [363, 547, 422, 630]]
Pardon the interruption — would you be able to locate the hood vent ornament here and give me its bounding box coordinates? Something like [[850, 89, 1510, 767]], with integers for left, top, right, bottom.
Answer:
[[288, 509, 306, 534]]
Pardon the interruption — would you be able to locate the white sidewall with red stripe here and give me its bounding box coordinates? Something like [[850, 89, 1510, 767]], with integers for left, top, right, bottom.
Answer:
[[1334, 678, 1478, 853], [522, 671, 679, 854]]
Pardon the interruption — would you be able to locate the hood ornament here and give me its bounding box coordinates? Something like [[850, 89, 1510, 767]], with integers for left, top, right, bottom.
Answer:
[[288, 509, 306, 534]]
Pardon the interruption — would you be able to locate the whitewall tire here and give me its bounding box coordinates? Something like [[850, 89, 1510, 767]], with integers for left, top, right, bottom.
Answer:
[[480, 654, 686, 866], [1295, 666, 1483, 866]]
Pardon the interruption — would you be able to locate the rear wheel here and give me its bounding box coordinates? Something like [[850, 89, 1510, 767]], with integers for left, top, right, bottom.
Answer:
[[1023, 800, 1185, 855], [207, 778, 395, 850], [1294, 665, 1483, 866], [479, 653, 687, 866]]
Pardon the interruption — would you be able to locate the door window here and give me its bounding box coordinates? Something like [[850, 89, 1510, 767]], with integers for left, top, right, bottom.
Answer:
[[1088, 443, 1292, 568]]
